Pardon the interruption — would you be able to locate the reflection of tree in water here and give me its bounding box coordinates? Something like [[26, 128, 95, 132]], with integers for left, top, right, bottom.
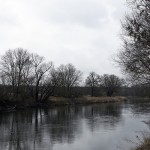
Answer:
[[0, 110, 53, 150], [0, 111, 37, 150], [0, 103, 123, 150], [79, 103, 123, 132], [0, 108, 80, 150], [127, 100, 150, 115], [43, 107, 82, 144]]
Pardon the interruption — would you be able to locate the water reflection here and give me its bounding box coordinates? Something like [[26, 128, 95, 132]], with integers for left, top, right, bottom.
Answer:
[[0, 101, 149, 150]]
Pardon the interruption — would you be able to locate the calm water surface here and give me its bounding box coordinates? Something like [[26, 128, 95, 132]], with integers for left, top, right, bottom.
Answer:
[[0, 100, 150, 150]]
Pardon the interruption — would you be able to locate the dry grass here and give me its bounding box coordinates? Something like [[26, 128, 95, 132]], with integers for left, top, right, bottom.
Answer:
[[78, 96, 127, 103], [48, 96, 127, 105], [132, 138, 150, 150]]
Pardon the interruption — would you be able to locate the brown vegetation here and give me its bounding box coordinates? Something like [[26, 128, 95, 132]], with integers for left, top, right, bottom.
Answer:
[[48, 96, 127, 105], [132, 138, 150, 150]]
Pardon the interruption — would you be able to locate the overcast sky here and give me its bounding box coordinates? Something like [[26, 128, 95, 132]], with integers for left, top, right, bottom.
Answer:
[[0, 0, 127, 77]]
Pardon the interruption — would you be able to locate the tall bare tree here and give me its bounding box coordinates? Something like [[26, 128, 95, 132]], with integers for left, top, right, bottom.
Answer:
[[0, 48, 31, 97], [85, 72, 100, 96], [28, 54, 53, 102], [117, 0, 150, 84], [56, 64, 82, 97]]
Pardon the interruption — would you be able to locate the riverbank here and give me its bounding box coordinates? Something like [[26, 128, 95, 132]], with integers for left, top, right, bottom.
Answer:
[[48, 96, 127, 105], [0, 96, 127, 111]]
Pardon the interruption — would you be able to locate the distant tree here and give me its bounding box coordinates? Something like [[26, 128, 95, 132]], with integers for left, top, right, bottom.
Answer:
[[101, 74, 124, 97], [0, 48, 31, 97], [85, 72, 100, 96], [56, 64, 82, 97], [49, 68, 62, 89], [117, 0, 150, 84]]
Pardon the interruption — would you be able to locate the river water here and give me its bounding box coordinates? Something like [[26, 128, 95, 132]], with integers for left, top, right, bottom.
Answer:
[[0, 99, 150, 150]]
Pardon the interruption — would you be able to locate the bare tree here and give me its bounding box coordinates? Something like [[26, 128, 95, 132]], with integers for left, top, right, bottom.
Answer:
[[101, 74, 123, 97], [85, 72, 100, 96], [36, 67, 63, 102], [27, 54, 53, 103], [117, 0, 150, 84], [56, 64, 82, 97], [0, 49, 85, 104], [0, 48, 31, 97]]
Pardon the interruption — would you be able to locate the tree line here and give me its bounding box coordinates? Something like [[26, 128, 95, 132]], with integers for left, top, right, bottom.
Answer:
[[1, 0, 148, 105], [0, 48, 124, 104]]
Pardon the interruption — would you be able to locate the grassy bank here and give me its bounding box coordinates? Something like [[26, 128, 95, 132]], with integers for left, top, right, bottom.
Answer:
[[48, 96, 127, 105], [0, 96, 127, 111]]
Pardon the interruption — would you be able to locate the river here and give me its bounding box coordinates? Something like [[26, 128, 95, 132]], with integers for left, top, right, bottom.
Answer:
[[0, 99, 150, 150]]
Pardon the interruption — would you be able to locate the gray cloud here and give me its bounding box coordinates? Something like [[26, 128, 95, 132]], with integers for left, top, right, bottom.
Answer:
[[0, 0, 127, 78], [35, 0, 108, 27]]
